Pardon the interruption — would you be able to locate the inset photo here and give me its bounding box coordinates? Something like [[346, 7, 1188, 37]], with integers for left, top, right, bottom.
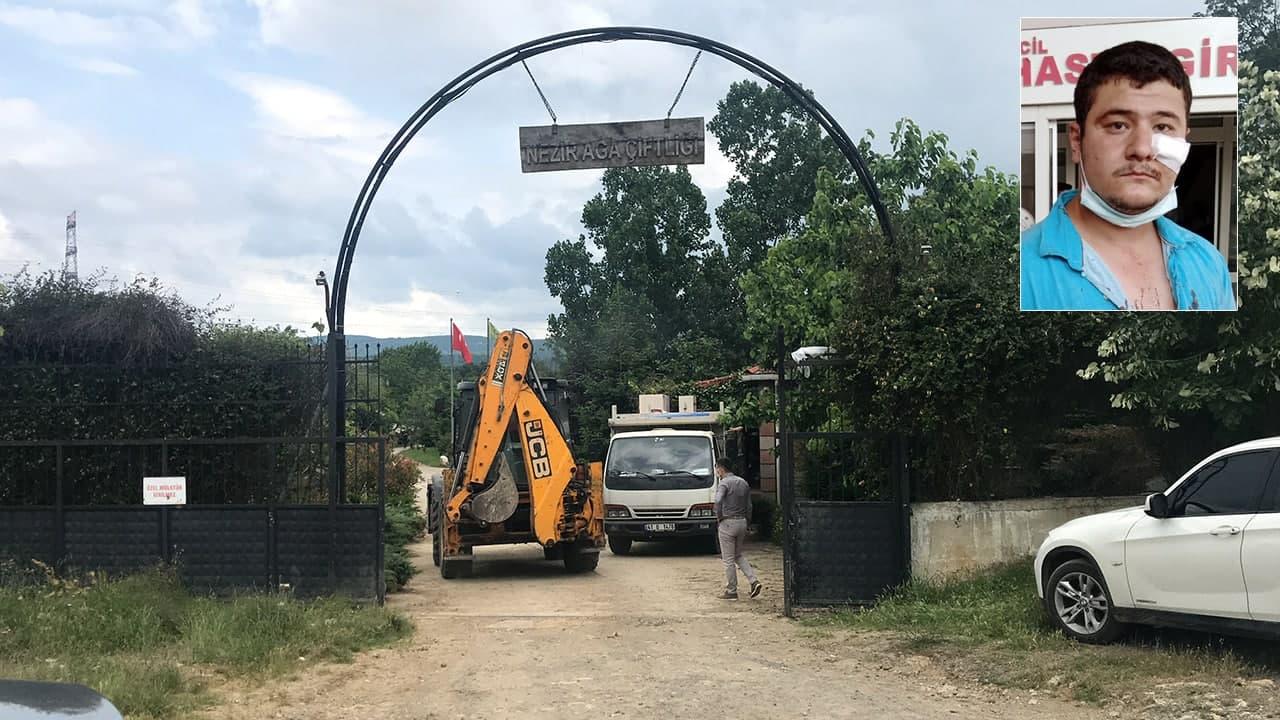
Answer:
[[1020, 17, 1239, 311]]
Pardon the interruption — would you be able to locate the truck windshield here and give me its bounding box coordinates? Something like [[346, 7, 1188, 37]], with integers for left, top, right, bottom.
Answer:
[[605, 436, 714, 491]]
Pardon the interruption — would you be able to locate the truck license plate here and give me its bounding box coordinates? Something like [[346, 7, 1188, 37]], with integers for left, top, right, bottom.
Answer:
[[645, 523, 676, 532]]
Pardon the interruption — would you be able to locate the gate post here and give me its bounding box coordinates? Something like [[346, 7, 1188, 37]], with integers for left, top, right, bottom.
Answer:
[[327, 333, 346, 592], [377, 437, 387, 605], [54, 443, 65, 567], [895, 434, 912, 585], [775, 326, 794, 618]]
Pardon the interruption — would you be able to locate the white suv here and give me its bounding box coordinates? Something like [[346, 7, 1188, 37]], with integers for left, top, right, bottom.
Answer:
[[1034, 437, 1280, 644]]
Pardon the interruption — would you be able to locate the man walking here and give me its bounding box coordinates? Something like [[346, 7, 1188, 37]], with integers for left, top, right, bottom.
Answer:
[[714, 458, 762, 600]]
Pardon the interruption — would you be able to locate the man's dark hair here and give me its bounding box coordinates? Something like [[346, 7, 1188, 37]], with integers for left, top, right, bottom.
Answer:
[[716, 457, 734, 474], [1074, 40, 1192, 131]]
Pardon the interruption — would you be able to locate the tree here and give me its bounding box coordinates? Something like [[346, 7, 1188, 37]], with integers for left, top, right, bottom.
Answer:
[[0, 269, 329, 503], [376, 342, 450, 448], [709, 81, 849, 275], [1198, 0, 1280, 72], [706, 81, 851, 360], [1077, 60, 1280, 468], [544, 166, 734, 459], [741, 119, 1115, 499]]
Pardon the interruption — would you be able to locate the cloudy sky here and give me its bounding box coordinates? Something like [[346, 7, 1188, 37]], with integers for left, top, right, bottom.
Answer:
[[0, 0, 1205, 338]]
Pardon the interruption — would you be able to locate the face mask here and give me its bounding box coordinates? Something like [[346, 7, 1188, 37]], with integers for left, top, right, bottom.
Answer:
[[1078, 133, 1189, 228]]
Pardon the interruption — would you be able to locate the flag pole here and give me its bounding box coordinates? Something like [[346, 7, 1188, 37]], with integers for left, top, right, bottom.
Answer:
[[449, 317, 454, 459]]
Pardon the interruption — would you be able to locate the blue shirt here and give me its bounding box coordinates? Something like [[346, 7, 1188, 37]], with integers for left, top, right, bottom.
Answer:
[[1020, 190, 1236, 311]]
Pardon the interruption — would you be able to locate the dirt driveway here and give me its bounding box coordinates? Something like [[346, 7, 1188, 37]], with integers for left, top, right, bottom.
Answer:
[[200, 467, 1101, 720]]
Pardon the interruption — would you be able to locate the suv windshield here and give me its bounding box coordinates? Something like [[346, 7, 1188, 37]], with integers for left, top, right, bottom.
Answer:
[[605, 436, 714, 491]]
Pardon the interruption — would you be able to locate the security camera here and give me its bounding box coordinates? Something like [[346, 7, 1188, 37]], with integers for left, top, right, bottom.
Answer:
[[790, 346, 835, 363]]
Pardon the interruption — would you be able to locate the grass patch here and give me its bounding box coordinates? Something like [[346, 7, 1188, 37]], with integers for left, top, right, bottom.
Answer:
[[831, 559, 1053, 649], [824, 559, 1280, 709], [399, 446, 441, 466], [0, 565, 412, 719]]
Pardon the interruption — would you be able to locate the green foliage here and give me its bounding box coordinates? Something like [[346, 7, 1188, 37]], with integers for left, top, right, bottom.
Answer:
[[346, 443, 425, 594], [383, 500, 425, 547], [345, 443, 420, 506], [828, 559, 1280, 707], [0, 270, 337, 505], [832, 560, 1050, 645], [0, 270, 322, 444], [1197, 0, 1280, 72], [544, 87, 856, 461], [0, 269, 209, 364], [376, 342, 451, 449], [750, 493, 779, 543], [399, 446, 442, 465], [383, 500, 425, 592], [710, 80, 849, 342], [1077, 61, 1280, 451], [741, 116, 1112, 499], [549, 287, 665, 460], [0, 565, 410, 719], [544, 166, 746, 460], [719, 387, 771, 431]]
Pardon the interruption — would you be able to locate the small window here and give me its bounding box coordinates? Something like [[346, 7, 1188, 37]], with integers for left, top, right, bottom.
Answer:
[[1262, 460, 1280, 514], [1174, 450, 1278, 517]]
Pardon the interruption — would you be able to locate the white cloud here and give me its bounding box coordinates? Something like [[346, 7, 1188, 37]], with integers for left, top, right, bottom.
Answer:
[[0, 98, 102, 167], [249, 1, 623, 54], [96, 193, 138, 215], [167, 0, 215, 41], [245, 0, 673, 88], [0, 1, 216, 50], [228, 72, 415, 167], [0, 4, 139, 47], [71, 58, 140, 76], [688, 141, 736, 191], [341, 285, 550, 339], [11, 0, 1216, 341]]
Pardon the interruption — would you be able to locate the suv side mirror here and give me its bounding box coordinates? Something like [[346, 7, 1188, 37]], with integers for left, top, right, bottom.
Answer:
[[1145, 492, 1170, 518]]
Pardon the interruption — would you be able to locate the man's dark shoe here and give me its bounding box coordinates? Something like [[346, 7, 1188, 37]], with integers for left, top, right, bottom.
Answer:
[[749, 581, 763, 598], [720, 590, 738, 600]]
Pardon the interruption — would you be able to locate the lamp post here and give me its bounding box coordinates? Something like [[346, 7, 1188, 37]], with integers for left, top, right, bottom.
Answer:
[[315, 271, 331, 324], [317, 270, 345, 508]]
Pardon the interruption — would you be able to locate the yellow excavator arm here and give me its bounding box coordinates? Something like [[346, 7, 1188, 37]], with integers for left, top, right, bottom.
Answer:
[[445, 329, 599, 548]]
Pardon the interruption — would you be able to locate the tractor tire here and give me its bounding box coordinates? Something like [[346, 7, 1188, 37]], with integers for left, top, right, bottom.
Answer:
[[563, 545, 600, 573]]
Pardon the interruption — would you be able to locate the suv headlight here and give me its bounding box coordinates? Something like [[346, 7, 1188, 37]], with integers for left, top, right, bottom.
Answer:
[[690, 504, 715, 518], [605, 505, 630, 519]]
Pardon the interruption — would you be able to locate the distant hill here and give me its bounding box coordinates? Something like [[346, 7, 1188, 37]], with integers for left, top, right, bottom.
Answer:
[[317, 334, 561, 371]]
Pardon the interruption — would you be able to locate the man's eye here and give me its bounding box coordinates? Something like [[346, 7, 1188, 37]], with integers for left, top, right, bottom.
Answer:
[[1108, 121, 1128, 131], [1155, 124, 1174, 132]]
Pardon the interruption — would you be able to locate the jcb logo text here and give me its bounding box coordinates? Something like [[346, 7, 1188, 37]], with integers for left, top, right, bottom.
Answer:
[[524, 419, 552, 479]]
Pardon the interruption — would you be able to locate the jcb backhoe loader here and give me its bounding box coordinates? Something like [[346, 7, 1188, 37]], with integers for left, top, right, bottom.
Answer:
[[427, 329, 605, 578]]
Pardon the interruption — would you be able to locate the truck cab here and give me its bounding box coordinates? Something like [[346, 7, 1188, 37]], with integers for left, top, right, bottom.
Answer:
[[602, 394, 725, 555]]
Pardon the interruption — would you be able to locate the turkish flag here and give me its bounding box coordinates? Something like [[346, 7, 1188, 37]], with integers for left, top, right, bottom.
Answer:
[[451, 321, 473, 365]]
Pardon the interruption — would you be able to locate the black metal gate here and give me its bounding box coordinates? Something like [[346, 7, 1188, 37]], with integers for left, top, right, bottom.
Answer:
[[779, 432, 910, 614]]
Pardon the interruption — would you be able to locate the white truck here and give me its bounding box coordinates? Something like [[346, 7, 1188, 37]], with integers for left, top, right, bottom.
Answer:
[[601, 393, 728, 555]]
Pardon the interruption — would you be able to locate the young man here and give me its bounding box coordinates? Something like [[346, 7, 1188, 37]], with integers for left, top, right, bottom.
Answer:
[[1020, 40, 1235, 311], [713, 458, 762, 600]]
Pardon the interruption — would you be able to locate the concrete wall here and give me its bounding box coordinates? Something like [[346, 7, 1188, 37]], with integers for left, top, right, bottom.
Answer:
[[909, 495, 1148, 579]]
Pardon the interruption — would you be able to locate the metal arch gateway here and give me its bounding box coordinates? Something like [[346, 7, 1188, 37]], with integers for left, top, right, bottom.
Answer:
[[328, 25, 896, 334], [323, 28, 906, 604]]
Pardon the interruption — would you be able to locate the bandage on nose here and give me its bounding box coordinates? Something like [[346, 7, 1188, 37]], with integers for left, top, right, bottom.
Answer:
[[1153, 133, 1190, 173]]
